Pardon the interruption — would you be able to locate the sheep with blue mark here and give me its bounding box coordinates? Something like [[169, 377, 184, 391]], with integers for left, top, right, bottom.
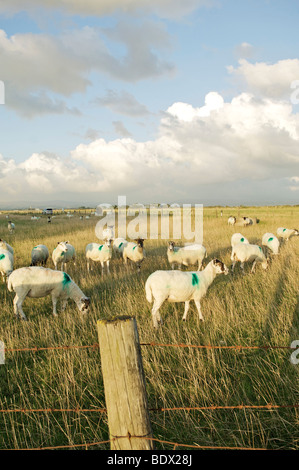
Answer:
[[231, 243, 268, 273], [231, 233, 249, 248], [52, 241, 76, 271], [113, 237, 128, 256], [262, 233, 280, 255], [31, 244, 49, 266], [7, 267, 90, 320], [0, 249, 14, 281], [85, 239, 112, 274], [277, 227, 298, 241], [123, 238, 145, 272], [167, 241, 207, 271], [145, 258, 229, 328]]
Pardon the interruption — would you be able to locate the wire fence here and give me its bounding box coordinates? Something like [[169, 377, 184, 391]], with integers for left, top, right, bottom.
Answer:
[[1, 339, 298, 451]]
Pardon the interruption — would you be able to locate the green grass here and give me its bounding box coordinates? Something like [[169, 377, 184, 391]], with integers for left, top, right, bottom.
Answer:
[[0, 206, 298, 450]]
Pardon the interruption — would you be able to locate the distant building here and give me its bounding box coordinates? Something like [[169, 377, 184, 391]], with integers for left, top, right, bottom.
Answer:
[[42, 208, 53, 215]]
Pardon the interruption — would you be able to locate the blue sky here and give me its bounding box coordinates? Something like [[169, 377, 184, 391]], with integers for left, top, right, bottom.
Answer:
[[0, 0, 299, 207]]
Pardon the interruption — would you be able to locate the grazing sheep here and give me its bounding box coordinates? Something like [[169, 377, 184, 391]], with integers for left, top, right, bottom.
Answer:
[[0, 239, 14, 255], [31, 244, 49, 266], [85, 239, 112, 274], [113, 237, 128, 256], [103, 225, 114, 240], [228, 216, 236, 226], [231, 233, 249, 248], [231, 243, 268, 273], [7, 267, 90, 320], [145, 258, 229, 328], [167, 241, 207, 271], [262, 233, 280, 255], [52, 241, 76, 271], [123, 239, 145, 272], [277, 227, 299, 241], [0, 249, 14, 281], [8, 221, 15, 233]]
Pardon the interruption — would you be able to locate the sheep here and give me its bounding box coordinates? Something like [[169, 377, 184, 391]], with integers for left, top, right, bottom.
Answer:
[[113, 237, 128, 256], [8, 221, 15, 233], [0, 249, 14, 281], [231, 233, 249, 248], [277, 227, 299, 241], [262, 233, 280, 255], [228, 216, 236, 225], [85, 239, 112, 274], [31, 244, 49, 266], [7, 267, 90, 320], [231, 243, 268, 273], [167, 241, 207, 271], [145, 258, 229, 328], [0, 239, 14, 255], [52, 241, 76, 271], [123, 238, 145, 272], [103, 225, 115, 241]]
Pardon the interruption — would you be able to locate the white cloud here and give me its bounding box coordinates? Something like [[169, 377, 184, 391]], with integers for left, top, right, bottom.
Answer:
[[0, 0, 214, 20], [0, 23, 174, 116], [227, 58, 299, 99], [1, 90, 299, 204], [97, 90, 150, 116], [234, 42, 255, 59]]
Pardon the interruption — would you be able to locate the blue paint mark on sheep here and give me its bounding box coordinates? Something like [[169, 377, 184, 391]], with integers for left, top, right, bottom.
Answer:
[[191, 273, 199, 286], [240, 237, 244, 242], [0, 254, 5, 261], [119, 242, 123, 249], [268, 237, 274, 242], [98, 245, 103, 251], [133, 246, 136, 250], [283, 229, 286, 232], [62, 272, 71, 289]]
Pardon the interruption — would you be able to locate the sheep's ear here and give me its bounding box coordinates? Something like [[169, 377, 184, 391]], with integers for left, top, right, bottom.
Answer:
[[57, 242, 60, 245], [66, 241, 69, 244]]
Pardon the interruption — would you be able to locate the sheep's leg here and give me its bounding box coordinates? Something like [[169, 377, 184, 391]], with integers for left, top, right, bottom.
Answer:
[[101, 262, 104, 276], [251, 260, 257, 273], [240, 262, 245, 272], [151, 299, 165, 329], [87, 259, 90, 272], [194, 300, 204, 322], [13, 293, 28, 321], [51, 294, 58, 317], [106, 260, 110, 274], [231, 261, 236, 272], [61, 299, 68, 311], [182, 301, 190, 321]]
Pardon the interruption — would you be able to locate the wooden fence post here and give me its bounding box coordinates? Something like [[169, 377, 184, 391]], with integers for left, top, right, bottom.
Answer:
[[97, 316, 155, 450]]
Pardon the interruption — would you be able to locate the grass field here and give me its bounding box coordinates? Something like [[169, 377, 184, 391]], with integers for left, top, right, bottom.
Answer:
[[0, 206, 298, 450]]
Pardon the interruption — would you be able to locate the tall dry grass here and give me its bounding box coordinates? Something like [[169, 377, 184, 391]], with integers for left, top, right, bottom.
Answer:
[[0, 206, 298, 449]]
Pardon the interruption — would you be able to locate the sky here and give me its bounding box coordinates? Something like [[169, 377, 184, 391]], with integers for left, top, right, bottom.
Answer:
[[0, 0, 299, 208]]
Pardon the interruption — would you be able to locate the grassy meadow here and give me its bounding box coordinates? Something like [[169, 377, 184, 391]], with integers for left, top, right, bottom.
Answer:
[[0, 205, 298, 450]]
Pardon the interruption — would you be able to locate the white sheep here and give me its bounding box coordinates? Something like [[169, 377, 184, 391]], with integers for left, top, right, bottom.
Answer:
[[123, 238, 145, 272], [85, 239, 112, 274], [103, 225, 115, 241], [52, 241, 76, 271], [231, 233, 249, 248], [7, 267, 90, 320], [277, 227, 298, 241], [0, 249, 14, 281], [0, 239, 14, 255], [8, 221, 15, 233], [145, 258, 229, 328], [231, 243, 268, 273], [262, 233, 280, 255], [113, 237, 128, 256], [167, 241, 207, 271], [228, 216, 236, 225], [31, 244, 49, 266]]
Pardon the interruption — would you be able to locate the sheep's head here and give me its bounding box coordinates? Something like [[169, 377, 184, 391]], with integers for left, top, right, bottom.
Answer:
[[57, 241, 68, 252], [135, 238, 144, 248], [212, 258, 229, 275], [79, 297, 90, 313], [168, 241, 175, 251]]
